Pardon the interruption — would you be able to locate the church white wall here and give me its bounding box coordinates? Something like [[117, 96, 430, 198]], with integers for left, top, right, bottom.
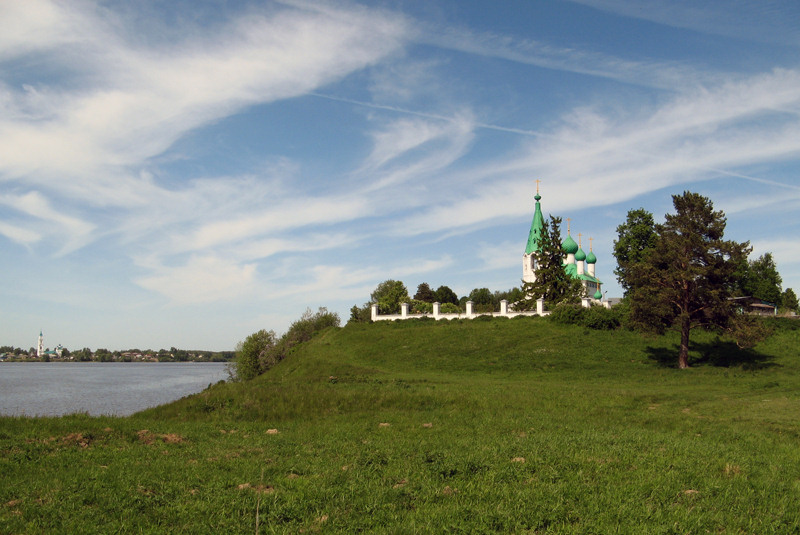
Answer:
[[371, 300, 550, 322]]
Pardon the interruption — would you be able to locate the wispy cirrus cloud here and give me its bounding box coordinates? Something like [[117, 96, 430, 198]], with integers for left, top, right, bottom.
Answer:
[[0, 0, 410, 271], [569, 0, 800, 47], [388, 67, 800, 237], [135, 254, 257, 305], [416, 21, 721, 91], [0, 2, 408, 192], [0, 191, 94, 254]]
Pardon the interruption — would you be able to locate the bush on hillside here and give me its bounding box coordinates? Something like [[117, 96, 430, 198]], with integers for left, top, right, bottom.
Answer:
[[582, 305, 621, 330], [348, 303, 372, 324], [549, 303, 625, 331], [548, 304, 586, 325], [233, 308, 340, 380], [234, 329, 276, 381]]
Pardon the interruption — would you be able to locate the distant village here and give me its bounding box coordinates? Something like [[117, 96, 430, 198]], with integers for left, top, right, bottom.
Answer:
[[0, 332, 234, 363]]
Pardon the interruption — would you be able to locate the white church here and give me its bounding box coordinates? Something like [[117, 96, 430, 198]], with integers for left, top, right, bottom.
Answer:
[[522, 187, 604, 302], [371, 184, 606, 321]]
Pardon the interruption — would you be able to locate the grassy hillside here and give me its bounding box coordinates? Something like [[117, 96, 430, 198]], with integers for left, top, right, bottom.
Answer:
[[2, 317, 800, 533]]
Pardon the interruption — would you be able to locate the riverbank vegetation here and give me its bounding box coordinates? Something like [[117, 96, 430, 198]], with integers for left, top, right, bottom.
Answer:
[[0, 346, 234, 363], [2, 315, 800, 533]]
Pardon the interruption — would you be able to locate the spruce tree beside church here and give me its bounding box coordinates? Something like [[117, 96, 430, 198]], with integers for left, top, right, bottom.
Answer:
[[521, 215, 584, 308], [627, 191, 750, 369]]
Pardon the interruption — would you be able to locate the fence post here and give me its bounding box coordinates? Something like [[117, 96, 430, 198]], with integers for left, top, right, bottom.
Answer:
[[500, 299, 508, 315], [371, 304, 379, 321], [536, 298, 544, 315], [466, 301, 474, 317], [433, 302, 440, 318], [401, 303, 409, 318]]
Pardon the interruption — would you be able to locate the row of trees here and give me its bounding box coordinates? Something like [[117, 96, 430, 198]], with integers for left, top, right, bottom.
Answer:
[[614, 208, 797, 312], [349, 281, 525, 322], [0, 345, 234, 362]]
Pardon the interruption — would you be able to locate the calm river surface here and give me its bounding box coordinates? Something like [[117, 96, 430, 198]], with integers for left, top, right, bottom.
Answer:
[[0, 362, 229, 417]]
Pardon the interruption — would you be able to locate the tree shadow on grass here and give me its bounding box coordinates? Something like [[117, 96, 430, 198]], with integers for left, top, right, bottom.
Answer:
[[645, 339, 776, 370]]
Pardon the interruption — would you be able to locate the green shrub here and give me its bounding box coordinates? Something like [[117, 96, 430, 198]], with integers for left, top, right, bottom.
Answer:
[[440, 303, 461, 314], [548, 303, 586, 325], [410, 300, 433, 314], [234, 329, 276, 381], [473, 303, 496, 313], [582, 305, 620, 330], [237, 308, 340, 380], [348, 303, 372, 324]]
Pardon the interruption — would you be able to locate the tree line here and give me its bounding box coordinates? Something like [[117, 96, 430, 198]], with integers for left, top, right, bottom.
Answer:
[[0, 346, 234, 362]]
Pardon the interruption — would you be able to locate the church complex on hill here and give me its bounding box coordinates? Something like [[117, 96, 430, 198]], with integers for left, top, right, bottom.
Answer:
[[371, 184, 607, 321]]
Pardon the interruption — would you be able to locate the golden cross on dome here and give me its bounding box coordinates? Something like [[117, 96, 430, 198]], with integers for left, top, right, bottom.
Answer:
[[535, 179, 540, 194], [589, 237, 594, 251], [567, 218, 572, 234], [578, 232, 582, 248]]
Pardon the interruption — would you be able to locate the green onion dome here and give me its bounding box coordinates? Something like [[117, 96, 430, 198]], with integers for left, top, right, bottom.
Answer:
[[586, 250, 597, 264], [593, 288, 602, 300], [562, 234, 579, 254], [575, 248, 586, 261]]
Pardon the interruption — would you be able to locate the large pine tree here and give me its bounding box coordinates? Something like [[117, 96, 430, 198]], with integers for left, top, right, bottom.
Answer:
[[627, 192, 750, 369]]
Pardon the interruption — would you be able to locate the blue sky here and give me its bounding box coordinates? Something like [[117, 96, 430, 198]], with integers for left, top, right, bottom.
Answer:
[[2, 0, 799, 351]]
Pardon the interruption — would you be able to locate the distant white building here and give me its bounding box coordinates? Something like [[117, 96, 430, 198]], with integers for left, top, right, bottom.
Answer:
[[36, 331, 62, 358]]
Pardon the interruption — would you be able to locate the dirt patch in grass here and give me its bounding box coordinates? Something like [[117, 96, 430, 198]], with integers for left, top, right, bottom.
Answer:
[[137, 430, 186, 445], [61, 433, 91, 448], [238, 483, 275, 494]]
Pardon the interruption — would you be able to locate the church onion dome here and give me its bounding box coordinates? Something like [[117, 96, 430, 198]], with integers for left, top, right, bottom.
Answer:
[[562, 234, 578, 254], [586, 250, 597, 264], [593, 288, 602, 300], [575, 248, 586, 261]]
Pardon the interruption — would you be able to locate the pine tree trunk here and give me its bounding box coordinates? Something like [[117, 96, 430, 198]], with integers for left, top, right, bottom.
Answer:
[[679, 313, 690, 369]]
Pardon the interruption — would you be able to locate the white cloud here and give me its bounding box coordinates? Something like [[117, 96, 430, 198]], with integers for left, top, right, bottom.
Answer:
[[0, 0, 89, 58], [387, 68, 800, 238], [135, 255, 257, 305], [0, 221, 41, 246], [0, 191, 95, 254], [417, 20, 721, 90], [181, 195, 372, 253], [0, 1, 409, 207]]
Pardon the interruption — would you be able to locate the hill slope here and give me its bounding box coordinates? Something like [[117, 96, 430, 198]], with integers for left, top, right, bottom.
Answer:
[[2, 317, 800, 533]]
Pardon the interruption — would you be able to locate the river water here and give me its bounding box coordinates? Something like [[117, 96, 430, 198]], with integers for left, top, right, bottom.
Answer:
[[0, 362, 229, 417]]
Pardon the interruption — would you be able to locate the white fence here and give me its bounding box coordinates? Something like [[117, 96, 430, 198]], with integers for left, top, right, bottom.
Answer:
[[371, 297, 610, 322]]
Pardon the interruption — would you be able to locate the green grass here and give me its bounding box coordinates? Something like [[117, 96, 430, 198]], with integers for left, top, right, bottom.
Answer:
[[2, 318, 800, 533]]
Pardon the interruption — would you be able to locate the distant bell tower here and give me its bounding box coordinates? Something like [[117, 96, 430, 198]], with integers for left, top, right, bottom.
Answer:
[[37, 330, 44, 357]]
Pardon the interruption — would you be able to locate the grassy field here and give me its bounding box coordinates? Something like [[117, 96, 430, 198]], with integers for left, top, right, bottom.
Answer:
[[2, 317, 800, 533]]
